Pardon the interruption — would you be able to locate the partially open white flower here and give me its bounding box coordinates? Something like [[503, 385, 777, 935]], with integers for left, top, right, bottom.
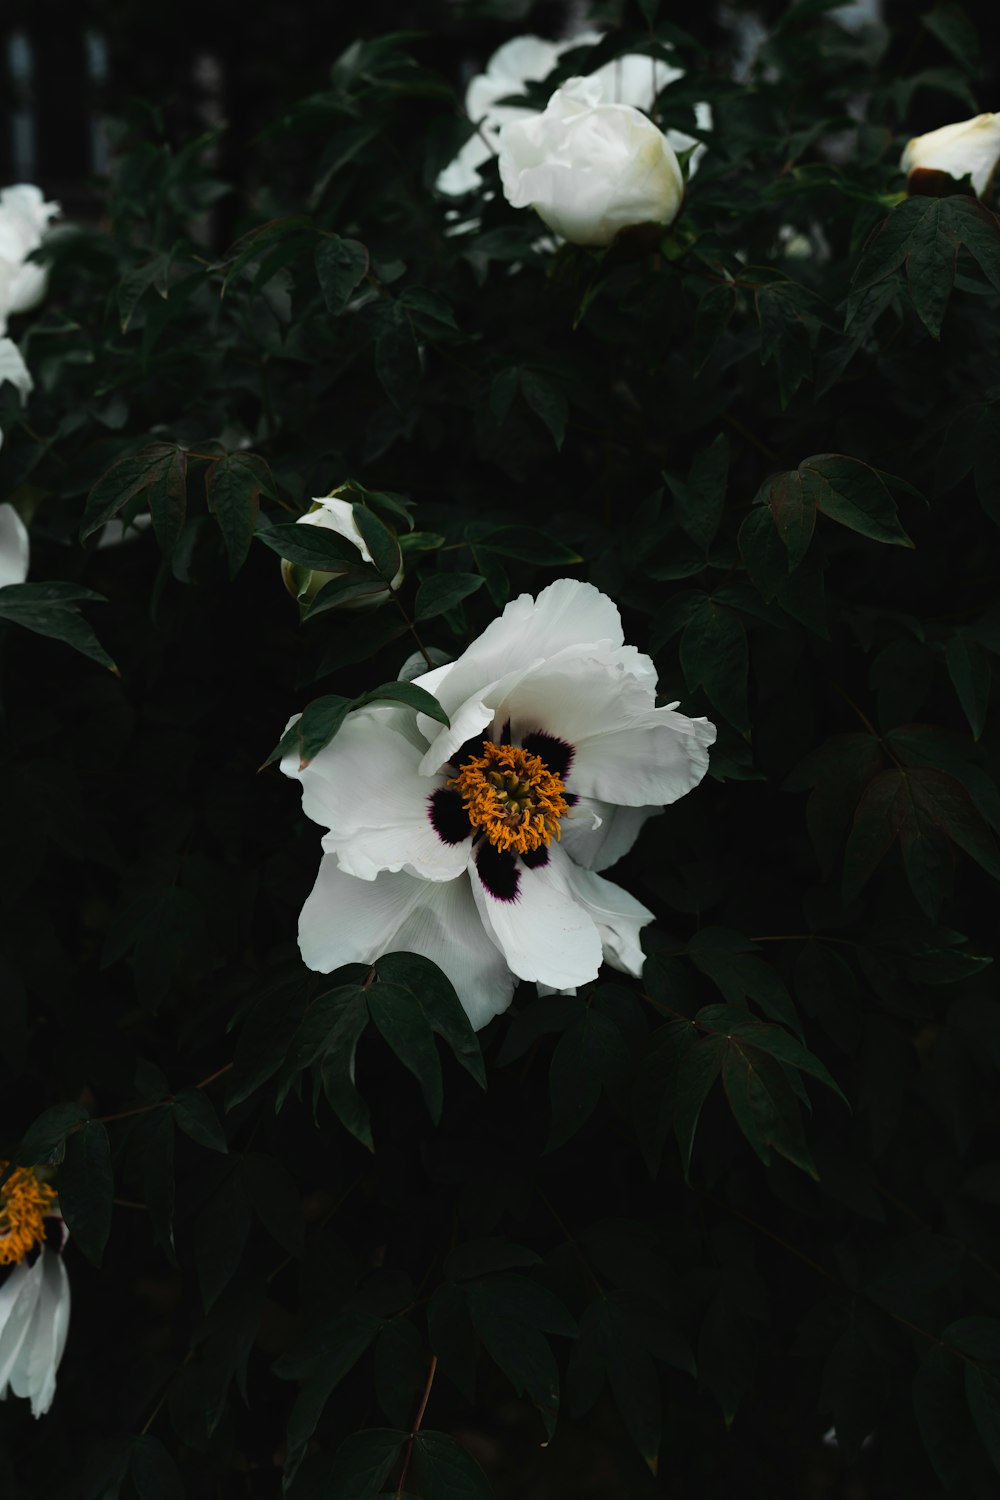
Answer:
[[281, 491, 404, 608], [282, 578, 715, 1028], [900, 113, 1000, 198], [0, 1165, 71, 1418], [0, 184, 60, 335], [437, 34, 709, 198], [498, 78, 686, 248], [0, 501, 30, 587]]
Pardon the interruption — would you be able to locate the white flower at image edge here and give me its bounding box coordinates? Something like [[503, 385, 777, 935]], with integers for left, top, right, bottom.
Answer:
[[282, 493, 404, 606], [498, 78, 685, 248], [282, 579, 716, 1029], [0, 500, 30, 588], [901, 113, 1000, 198], [0, 1166, 71, 1418], [0, 336, 35, 455], [437, 33, 710, 198], [0, 184, 60, 335]]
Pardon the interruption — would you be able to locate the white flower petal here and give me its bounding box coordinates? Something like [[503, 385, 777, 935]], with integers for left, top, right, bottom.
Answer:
[[901, 113, 1000, 198], [559, 856, 653, 976], [570, 700, 716, 807], [414, 578, 624, 753], [0, 338, 33, 406], [469, 844, 602, 990], [0, 500, 30, 588], [298, 855, 516, 1029], [560, 797, 661, 871], [498, 81, 684, 247], [0, 1255, 44, 1396], [282, 705, 467, 883], [9, 1247, 69, 1417]]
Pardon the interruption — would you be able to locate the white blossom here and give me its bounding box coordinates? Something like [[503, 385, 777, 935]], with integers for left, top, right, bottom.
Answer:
[[437, 33, 710, 198], [282, 578, 715, 1028], [901, 113, 1000, 199], [498, 78, 685, 248], [282, 492, 404, 608], [0, 501, 30, 588], [0, 1169, 70, 1419], [0, 184, 60, 335]]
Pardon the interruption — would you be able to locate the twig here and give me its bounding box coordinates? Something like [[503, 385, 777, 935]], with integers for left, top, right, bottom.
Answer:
[[395, 1355, 439, 1499]]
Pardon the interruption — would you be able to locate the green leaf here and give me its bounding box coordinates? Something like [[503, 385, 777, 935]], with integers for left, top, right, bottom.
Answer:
[[81, 442, 185, 541], [368, 980, 444, 1123], [255, 520, 363, 570], [375, 952, 485, 1088], [130, 1435, 184, 1500], [966, 1363, 1000, 1478], [679, 596, 749, 730], [315, 235, 369, 314], [520, 370, 567, 450], [798, 454, 914, 547], [922, 2, 980, 74], [59, 1120, 114, 1265], [352, 504, 402, 583], [697, 1009, 846, 1104], [355, 681, 450, 727], [414, 572, 485, 621], [0, 583, 117, 672], [758, 469, 815, 570], [946, 630, 990, 739], [913, 1345, 966, 1488], [117, 255, 169, 333], [325, 1430, 407, 1500], [945, 1317, 1000, 1362], [673, 1033, 727, 1176], [374, 304, 421, 409], [173, 1088, 227, 1152], [136, 1109, 176, 1265], [194, 1164, 252, 1310], [469, 524, 581, 565], [206, 453, 270, 577], [444, 1240, 541, 1281], [146, 445, 187, 553], [668, 434, 729, 550], [412, 1432, 495, 1500], [264, 695, 352, 769], [547, 1008, 630, 1151], [242, 1151, 304, 1257], [321, 994, 373, 1149], [465, 1275, 576, 1438], [722, 1045, 818, 1176], [280, 1309, 384, 1483], [13, 1102, 89, 1171]]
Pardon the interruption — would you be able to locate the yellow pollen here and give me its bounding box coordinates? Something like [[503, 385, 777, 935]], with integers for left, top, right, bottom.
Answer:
[[0, 1163, 57, 1267], [451, 741, 568, 855]]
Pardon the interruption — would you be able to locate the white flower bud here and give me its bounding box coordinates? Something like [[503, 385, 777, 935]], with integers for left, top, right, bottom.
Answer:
[[498, 78, 684, 248], [282, 490, 404, 609], [900, 113, 1000, 199]]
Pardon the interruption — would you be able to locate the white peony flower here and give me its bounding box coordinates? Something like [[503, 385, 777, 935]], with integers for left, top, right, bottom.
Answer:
[[900, 113, 1000, 199], [282, 491, 404, 608], [282, 578, 715, 1028], [0, 501, 30, 587], [0, 1165, 71, 1418], [437, 33, 710, 198], [0, 184, 60, 335], [498, 78, 686, 248]]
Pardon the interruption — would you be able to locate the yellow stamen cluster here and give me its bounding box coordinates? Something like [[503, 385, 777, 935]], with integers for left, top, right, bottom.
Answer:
[[0, 1163, 57, 1267], [451, 741, 568, 855]]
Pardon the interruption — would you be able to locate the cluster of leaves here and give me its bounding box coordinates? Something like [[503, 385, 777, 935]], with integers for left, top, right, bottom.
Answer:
[[4, 0, 1000, 1496]]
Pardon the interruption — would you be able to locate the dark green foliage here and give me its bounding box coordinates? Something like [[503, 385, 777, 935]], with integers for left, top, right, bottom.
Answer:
[[5, 4, 1000, 1498]]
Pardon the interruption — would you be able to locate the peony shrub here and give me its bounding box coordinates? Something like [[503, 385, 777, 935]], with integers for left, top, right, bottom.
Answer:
[[2, 5, 1000, 1497]]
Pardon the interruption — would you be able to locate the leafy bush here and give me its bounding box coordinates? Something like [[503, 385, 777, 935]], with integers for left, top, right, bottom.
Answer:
[[3, 3, 1000, 1496]]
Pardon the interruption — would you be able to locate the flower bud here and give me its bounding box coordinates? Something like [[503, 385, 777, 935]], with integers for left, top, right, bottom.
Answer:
[[282, 489, 404, 609], [498, 78, 684, 248], [900, 113, 1000, 199]]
